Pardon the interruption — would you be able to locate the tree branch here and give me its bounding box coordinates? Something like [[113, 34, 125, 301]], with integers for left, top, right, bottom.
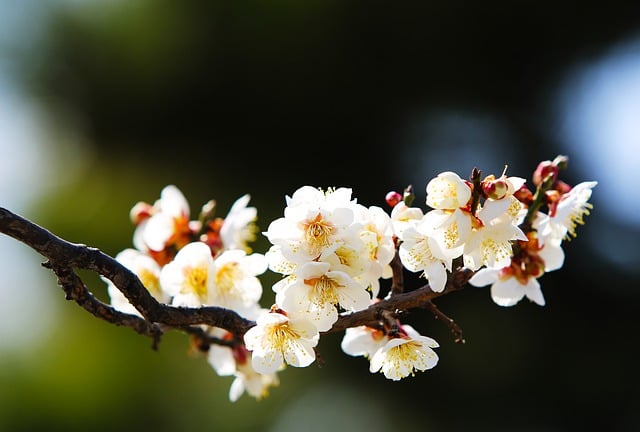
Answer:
[[1, 206, 475, 346], [326, 267, 474, 334], [0, 207, 255, 339]]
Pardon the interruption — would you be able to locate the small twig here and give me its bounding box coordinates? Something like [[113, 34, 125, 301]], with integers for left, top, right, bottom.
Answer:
[[327, 267, 474, 334], [389, 246, 404, 296], [423, 300, 465, 344]]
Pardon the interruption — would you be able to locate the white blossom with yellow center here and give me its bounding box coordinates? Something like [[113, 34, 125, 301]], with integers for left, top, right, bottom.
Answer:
[[536, 181, 597, 245], [396, 217, 450, 293], [276, 261, 371, 332], [264, 186, 360, 263], [220, 193, 259, 252], [426, 171, 472, 210], [354, 204, 396, 297], [134, 184, 191, 252], [229, 357, 280, 402], [209, 249, 267, 315], [463, 199, 527, 271], [369, 325, 439, 381], [206, 326, 280, 402], [341, 325, 389, 359], [421, 208, 472, 263], [469, 267, 546, 307], [159, 241, 215, 307], [390, 201, 424, 239], [102, 248, 166, 317], [243, 311, 319, 374]]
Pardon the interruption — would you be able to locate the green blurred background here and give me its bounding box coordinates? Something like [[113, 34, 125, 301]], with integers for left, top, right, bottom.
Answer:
[[1, 1, 640, 430]]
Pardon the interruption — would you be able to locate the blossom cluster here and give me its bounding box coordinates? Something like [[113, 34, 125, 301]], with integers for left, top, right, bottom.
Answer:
[[103, 156, 596, 401]]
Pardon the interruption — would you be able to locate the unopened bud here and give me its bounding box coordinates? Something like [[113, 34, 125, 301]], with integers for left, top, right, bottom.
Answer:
[[385, 191, 403, 207], [482, 175, 509, 200], [533, 160, 559, 186], [513, 184, 533, 205], [130, 201, 153, 225]]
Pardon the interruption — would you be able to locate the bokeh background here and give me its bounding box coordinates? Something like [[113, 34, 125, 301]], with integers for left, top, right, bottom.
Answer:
[[2, 1, 640, 431]]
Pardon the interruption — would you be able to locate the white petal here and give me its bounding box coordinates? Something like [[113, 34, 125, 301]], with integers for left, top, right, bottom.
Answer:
[[539, 242, 565, 272], [490, 278, 525, 307], [283, 339, 316, 368], [424, 261, 447, 292], [523, 278, 546, 306], [207, 345, 236, 376], [229, 377, 245, 402], [251, 349, 284, 375], [468, 268, 500, 287]]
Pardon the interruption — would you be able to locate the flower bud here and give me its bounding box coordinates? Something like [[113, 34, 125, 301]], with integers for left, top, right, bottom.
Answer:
[[385, 191, 403, 208], [513, 184, 533, 205], [533, 160, 559, 186], [129, 201, 154, 226], [481, 175, 509, 200]]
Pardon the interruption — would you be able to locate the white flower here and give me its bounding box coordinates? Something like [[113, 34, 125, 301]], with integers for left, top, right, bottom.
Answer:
[[469, 268, 546, 306], [536, 181, 597, 244], [426, 171, 472, 210], [390, 202, 424, 239], [206, 328, 280, 402], [208, 249, 267, 315], [159, 241, 215, 307], [354, 205, 396, 297], [102, 248, 166, 316], [422, 208, 471, 262], [229, 359, 280, 402], [243, 311, 319, 374], [220, 194, 258, 252], [264, 186, 360, 263], [462, 198, 527, 271], [397, 218, 450, 293], [207, 328, 280, 402], [369, 325, 439, 381], [341, 325, 389, 359], [134, 185, 191, 252], [463, 219, 526, 271], [265, 244, 298, 276], [276, 261, 371, 332]]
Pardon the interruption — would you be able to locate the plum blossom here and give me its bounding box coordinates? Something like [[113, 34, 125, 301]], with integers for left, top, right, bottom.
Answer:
[[469, 267, 546, 306], [243, 311, 319, 374], [159, 241, 215, 307], [220, 194, 259, 252], [133, 184, 192, 253], [208, 249, 268, 315], [369, 325, 439, 381], [103, 248, 166, 316], [275, 261, 371, 331]]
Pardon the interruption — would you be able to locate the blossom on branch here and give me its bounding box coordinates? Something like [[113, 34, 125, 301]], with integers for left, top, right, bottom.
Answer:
[[243, 311, 319, 374], [368, 324, 439, 381], [0, 155, 597, 402]]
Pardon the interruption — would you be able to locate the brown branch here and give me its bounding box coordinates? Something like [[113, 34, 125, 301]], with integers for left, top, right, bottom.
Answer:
[[42, 260, 164, 349], [1, 206, 476, 348], [423, 300, 465, 344], [0, 207, 255, 339], [388, 246, 405, 296], [326, 267, 474, 334]]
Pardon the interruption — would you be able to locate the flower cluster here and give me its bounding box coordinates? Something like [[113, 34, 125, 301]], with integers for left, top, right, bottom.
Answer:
[[103, 156, 596, 401], [102, 185, 277, 401]]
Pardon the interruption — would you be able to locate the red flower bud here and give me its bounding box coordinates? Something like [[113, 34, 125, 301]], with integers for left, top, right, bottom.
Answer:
[[385, 191, 403, 207], [533, 161, 559, 186]]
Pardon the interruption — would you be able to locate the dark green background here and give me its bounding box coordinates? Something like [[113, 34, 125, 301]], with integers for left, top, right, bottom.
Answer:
[[1, 1, 639, 431]]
